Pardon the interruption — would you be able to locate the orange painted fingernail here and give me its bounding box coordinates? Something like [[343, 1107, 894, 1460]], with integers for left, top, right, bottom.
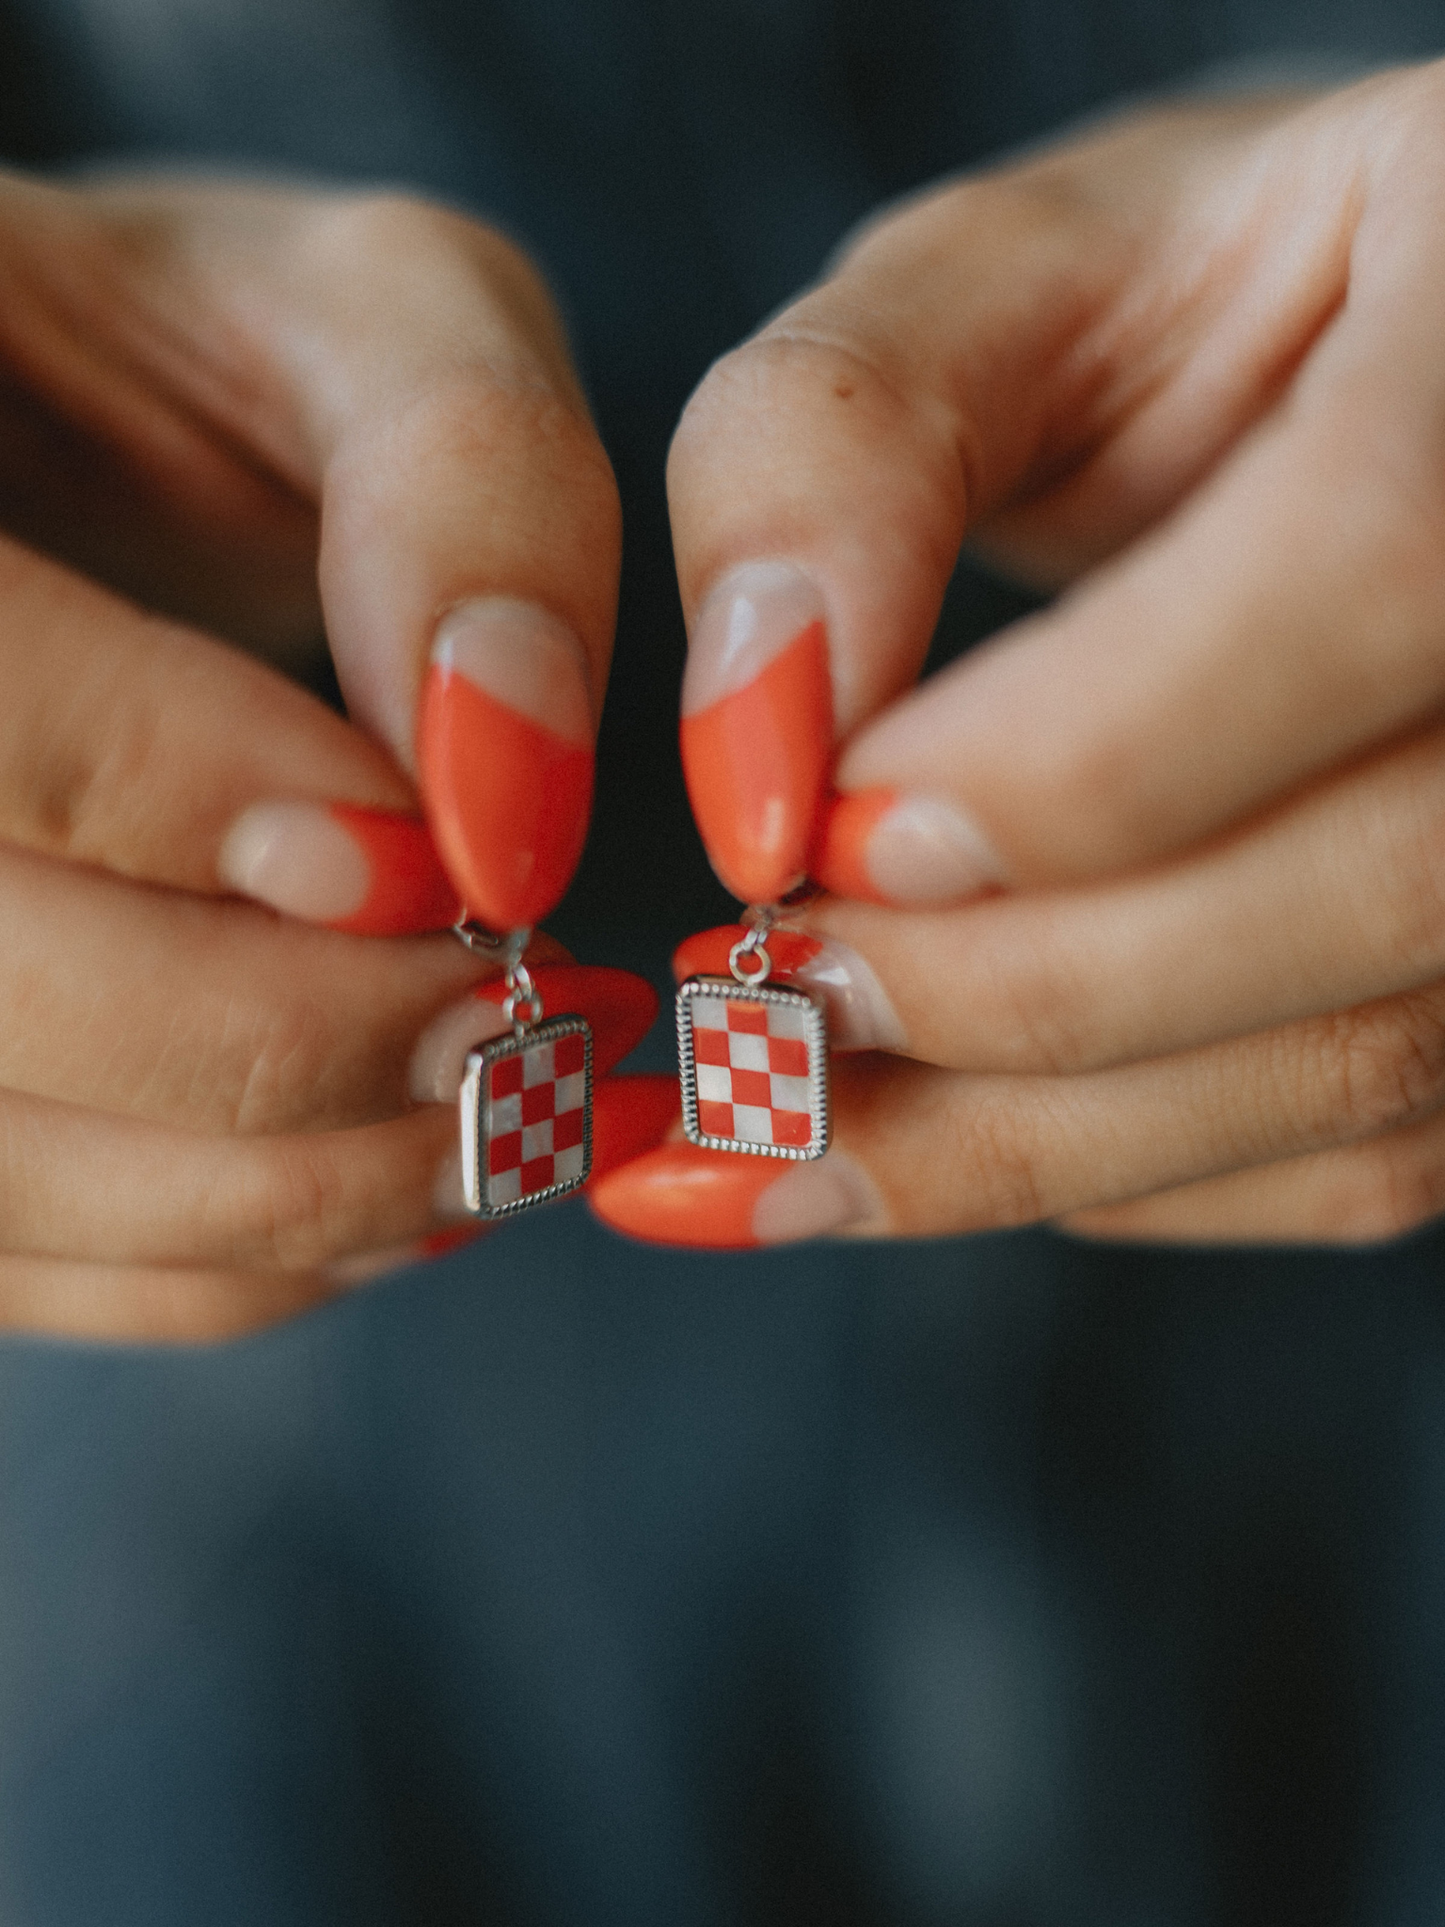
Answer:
[[589, 1074, 680, 1180], [218, 801, 463, 934], [671, 924, 904, 1052], [589, 1140, 876, 1248], [408, 965, 659, 1101], [811, 790, 895, 904], [672, 922, 822, 983], [418, 598, 595, 929], [680, 562, 832, 903], [814, 786, 1004, 907]]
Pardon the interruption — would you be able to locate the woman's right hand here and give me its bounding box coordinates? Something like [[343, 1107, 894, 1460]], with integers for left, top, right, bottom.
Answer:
[[0, 173, 666, 1340]]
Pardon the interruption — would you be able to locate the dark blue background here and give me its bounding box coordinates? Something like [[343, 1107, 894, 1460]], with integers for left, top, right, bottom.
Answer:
[[2, 4, 1444, 1920]]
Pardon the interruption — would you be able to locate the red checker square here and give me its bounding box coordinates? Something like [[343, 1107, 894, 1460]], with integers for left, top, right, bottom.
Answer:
[[767, 1035, 809, 1077], [522, 1080, 555, 1125], [698, 1099, 735, 1138], [729, 1067, 772, 1109], [693, 1026, 731, 1066], [727, 1001, 769, 1034], [554, 1032, 586, 1077], [489, 1130, 523, 1175], [772, 1109, 814, 1148], [521, 1155, 557, 1196], [490, 1054, 525, 1099], [552, 1106, 585, 1153]]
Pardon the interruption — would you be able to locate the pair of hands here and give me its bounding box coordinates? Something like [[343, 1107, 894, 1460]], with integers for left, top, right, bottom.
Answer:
[[7, 64, 1445, 1341]]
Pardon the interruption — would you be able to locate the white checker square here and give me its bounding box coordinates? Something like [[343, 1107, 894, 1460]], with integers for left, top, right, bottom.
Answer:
[[728, 1031, 770, 1072], [770, 1074, 812, 1114], [555, 1071, 586, 1116], [488, 1165, 521, 1208], [696, 1063, 733, 1103], [554, 1143, 586, 1185], [731, 1103, 775, 1144]]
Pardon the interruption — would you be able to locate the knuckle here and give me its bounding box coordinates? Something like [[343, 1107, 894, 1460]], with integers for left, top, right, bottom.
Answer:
[[1323, 1137, 1445, 1246], [221, 996, 341, 1135], [952, 1100, 1051, 1229], [996, 973, 1089, 1079], [358, 376, 614, 505], [669, 326, 964, 572], [310, 188, 486, 271], [231, 1140, 355, 1270], [1317, 992, 1445, 1139], [33, 641, 172, 865]]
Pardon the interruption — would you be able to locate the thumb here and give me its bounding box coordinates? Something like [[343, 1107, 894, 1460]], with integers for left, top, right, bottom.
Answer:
[[169, 185, 622, 930]]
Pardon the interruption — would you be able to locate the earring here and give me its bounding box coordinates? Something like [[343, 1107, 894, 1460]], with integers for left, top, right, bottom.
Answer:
[[675, 897, 830, 1160], [453, 920, 593, 1217]]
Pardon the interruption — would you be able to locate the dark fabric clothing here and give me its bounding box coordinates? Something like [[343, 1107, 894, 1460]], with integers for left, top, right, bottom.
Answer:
[[1, 4, 1445, 1923]]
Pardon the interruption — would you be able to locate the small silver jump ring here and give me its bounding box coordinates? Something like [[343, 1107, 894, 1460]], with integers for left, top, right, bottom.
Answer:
[[728, 936, 772, 986], [503, 958, 544, 1031], [503, 989, 545, 1029]]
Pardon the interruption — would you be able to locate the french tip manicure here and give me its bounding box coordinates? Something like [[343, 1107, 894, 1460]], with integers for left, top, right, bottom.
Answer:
[[816, 788, 1005, 908], [681, 561, 826, 714], [680, 561, 834, 904], [749, 1152, 879, 1243], [407, 965, 659, 1106], [588, 1142, 879, 1248], [218, 800, 461, 933], [418, 597, 596, 930]]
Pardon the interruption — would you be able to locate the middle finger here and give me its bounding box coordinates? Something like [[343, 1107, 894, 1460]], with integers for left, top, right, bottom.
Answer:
[[796, 720, 1445, 1076]]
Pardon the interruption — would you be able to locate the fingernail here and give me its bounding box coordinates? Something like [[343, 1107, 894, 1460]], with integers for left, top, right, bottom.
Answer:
[[218, 801, 462, 933], [815, 787, 1004, 907], [417, 597, 595, 930], [680, 561, 833, 904], [408, 965, 659, 1103], [751, 1153, 879, 1242], [672, 925, 904, 1052], [589, 1075, 680, 1180], [589, 1142, 878, 1247]]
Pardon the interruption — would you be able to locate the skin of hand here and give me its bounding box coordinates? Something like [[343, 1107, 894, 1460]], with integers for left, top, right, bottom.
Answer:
[[591, 60, 1445, 1252], [0, 171, 675, 1341]]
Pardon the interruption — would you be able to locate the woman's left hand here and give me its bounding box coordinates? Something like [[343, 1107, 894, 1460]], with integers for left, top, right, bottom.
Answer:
[[592, 67, 1445, 1250]]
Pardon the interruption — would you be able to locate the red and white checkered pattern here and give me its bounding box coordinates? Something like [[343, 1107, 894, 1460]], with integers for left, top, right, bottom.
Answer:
[[687, 992, 816, 1149], [484, 1029, 588, 1209]]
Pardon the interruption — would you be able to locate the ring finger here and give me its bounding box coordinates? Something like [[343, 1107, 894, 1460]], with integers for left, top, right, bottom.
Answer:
[[589, 978, 1445, 1246]]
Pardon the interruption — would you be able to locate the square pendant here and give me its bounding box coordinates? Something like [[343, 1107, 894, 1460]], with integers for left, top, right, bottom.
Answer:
[[460, 1016, 594, 1218], [676, 977, 830, 1159]]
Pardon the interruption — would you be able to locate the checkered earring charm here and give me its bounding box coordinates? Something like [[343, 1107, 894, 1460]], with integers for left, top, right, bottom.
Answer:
[[675, 904, 831, 1160], [453, 921, 594, 1218]]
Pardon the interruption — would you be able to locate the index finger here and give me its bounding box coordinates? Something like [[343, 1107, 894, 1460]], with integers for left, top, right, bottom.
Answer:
[[668, 76, 1436, 907]]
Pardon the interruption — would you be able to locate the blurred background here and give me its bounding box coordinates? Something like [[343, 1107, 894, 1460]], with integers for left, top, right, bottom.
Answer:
[[3, 2, 1445, 1921]]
